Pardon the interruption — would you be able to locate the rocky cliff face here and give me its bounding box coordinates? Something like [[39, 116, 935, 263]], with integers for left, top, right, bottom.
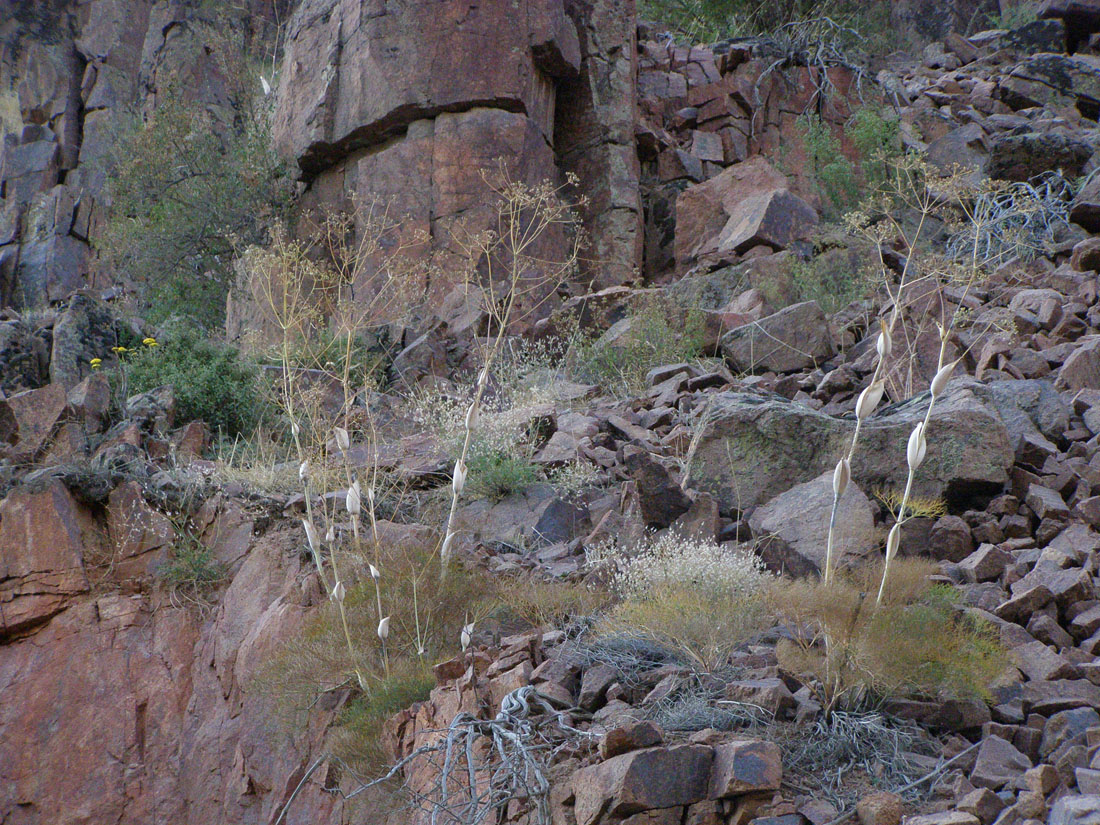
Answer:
[[7, 1, 1100, 824], [267, 0, 641, 316], [0, 0, 286, 309]]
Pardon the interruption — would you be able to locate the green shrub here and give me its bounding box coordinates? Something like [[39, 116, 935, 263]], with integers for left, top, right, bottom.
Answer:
[[846, 107, 903, 190], [126, 329, 265, 437], [98, 44, 293, 327]]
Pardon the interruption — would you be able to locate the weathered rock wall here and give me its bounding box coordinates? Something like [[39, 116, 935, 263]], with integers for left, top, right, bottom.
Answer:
[[0, 0, 284, 311]]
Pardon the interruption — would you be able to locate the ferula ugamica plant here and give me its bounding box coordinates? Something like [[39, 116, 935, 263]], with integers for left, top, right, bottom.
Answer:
[[876, 326, 957, 605]]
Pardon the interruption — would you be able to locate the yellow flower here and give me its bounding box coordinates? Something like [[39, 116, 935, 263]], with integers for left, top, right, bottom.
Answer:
[[111, 346, 128, 354], [89, 358, 102, 369], [142, 337, 158, 347]]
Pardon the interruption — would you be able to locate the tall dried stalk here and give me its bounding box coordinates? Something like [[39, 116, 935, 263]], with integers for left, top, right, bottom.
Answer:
[[439, 173, 586, 569]]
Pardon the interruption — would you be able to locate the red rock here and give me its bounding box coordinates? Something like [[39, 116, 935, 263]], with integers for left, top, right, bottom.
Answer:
[[0, 481, 96, 636], [6, 382, 67, 461], [971, 735, 1032, 790], [708, 739, 782, 797], [104, 481, 174, 582], [721, 300, 834, 374], [572, 744, 714, 825], [856, 791, 904, 825], [674, 156, 789, 272], [600, 720, 665, 759], [1070, 238, 1100, 272]]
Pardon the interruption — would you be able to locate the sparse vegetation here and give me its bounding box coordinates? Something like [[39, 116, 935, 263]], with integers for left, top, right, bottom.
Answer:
[[569, 294, 706, 395], [591, 532, 775, 672], [638, 0, 888, 43], [157, 526, 227, 595]]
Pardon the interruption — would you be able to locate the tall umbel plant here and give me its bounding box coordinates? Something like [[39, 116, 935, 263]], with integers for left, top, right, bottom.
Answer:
[[439, 173, 586, 568]]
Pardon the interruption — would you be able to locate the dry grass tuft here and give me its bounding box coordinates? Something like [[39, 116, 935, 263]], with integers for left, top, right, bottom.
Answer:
[[772, 558, 1011, 712]]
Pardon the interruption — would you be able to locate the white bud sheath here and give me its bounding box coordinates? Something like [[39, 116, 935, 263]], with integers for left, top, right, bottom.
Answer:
[[299, 461, 309, 481], [453, 459, 467, 496], [907, 422, 927, 470], [334, 426, 350, 451], [302, 519, 319, 554], [833, 457, 850, 497], [366, 484, 375, 505], [465, 401, 479, 430], [885, 523, 901, 559], [441, 533, 456, 558], [369, 563, 380, 580], [346, 482, 361, 516], [461, 621, 475, 651], [331, 580, 346, 602], [856, 381, 885, 420], [930, 360, 957, 399], [290, 420, 301, 437], [477, 367, 489, 389], [377, 616, 391, 641], [325, 525, 335, 543], [876, 323, 892, 360]]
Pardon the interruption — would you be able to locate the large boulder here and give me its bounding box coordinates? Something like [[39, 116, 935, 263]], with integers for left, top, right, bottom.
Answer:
[[999, 53, 1100, 119], [273, 0, 578, 173], [1072, 172, 1100, 232], [49, 293, 119, 390], [572, 744, 714, 825], [720, 300, 834, 373], [749, 471, 877, 576], [986, 130, 1094, 182], [674, 157, 816, 273], [0, 319, 49, 394], [688, 379, 1013, 510]]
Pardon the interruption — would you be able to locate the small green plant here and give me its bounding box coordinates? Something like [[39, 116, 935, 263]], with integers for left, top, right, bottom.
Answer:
[[126, 328, 266, 437], [466, 449, 541, 502], [799, 112, 859, 215], [157, 530, 226, 593], [569, 295, 705, 395]]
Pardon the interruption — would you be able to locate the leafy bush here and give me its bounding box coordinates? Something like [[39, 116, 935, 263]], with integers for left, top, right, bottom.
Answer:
[[126, 329, 265, 437], [98, 30, 293, 328], [792, 107, 902, 218]]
